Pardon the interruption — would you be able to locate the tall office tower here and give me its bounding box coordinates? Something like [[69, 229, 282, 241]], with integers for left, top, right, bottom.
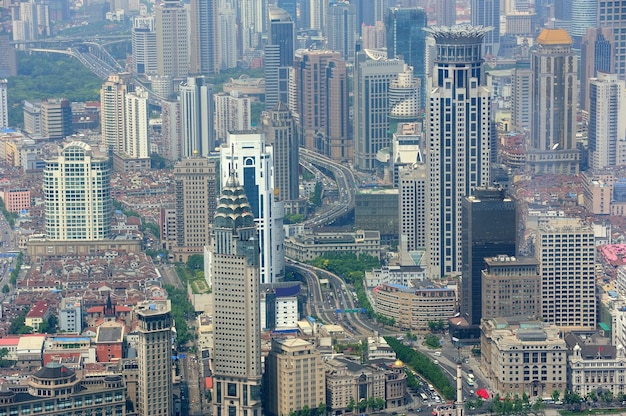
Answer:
[[261, 103, 299, 203], [535, 217, 596, 331], [353, 49, 406, 170], [190, 0, 217, 74], [218, 0, 237, 70], [180, 76, 214, 157], [239, 0, 263, 53], [211, 173, 262, 416], [460, 188, 516, 326], [277, 0, 296, 24], [385, 7, 427, 107], [265, 7, 294, 110], [124, 87, 149, 159], [581, 27, 615, 112], [132, 16, 157, 74], [11, 0, 50, 42], [511, 60, 531, 133], [23, 100, 41, 134], [0, 36, 17, 77], [438, 0, 456, 26], [155, 0, 189, 78], [264, 338, 325, 416], [425, 26, 492, 279], [0, 79, 7, 129], [173, 156, 217, 260], [570, 0, 597, 47], [481, 255, 540, 321], [101, 74, 129, 154], [135, 300, 173, 416], [598, 0, 626, 79], [221, 132, 285, 283], [527, 29, 579, 175], [44, 142, 112, 241], [161, 99, 181, 160], [389, 66, 420, 122], [470, 0, 500, 56], [361, 21, 386, 49], [309, 0, 326, 31], [398, 163, 427, 253], [588, 73, 626, 171], [215, 90, 252, 142], [41, 98, 72, 139], [326, 1, 357, 62], [293, 50, 351, 161]]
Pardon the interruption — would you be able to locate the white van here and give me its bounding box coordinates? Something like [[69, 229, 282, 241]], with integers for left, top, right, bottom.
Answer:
[[433, 351, 442, 357]]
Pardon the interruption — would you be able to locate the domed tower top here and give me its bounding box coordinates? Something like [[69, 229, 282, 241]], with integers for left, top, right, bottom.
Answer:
[[214, 172, 255, 231]]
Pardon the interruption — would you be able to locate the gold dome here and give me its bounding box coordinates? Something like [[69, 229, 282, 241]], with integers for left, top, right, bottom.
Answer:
[[393, 359, 404, 368]]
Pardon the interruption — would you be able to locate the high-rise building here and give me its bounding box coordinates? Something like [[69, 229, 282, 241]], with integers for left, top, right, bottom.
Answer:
[[470, 0, 500, 56], [239, 0, 264, 54], [59, 297, 83, 333], [124, 87, 149, 159], [511, 60, 531, 133], [217, 1, 238, 70], [211, 174, 262, 416], [326, 1, 357, 62], [535, 217, 596, 331], [385, 7, 427, 106], [361, 21, 386, 49], [44, 142, 112, 241], [293, 50, 350, 161], [131, 16, 157, 75], [180, 76, 214, 157], [155, 0, 189, 78], [261, 103, 299, 203], [398, 163, 427, 253], [461, 188, 517, 326], [214, 90, 252, 142], [425, 26, 492, 279], [23, 100, 41, 135], [527, 29, 579, 175], [41, 98, 72, 140], [173, 156, 217, 261], [135, 300, 173, 416], [353, 49, 406, 171], [581, 27, 615, 112], [389, 66, 420, 122], [190, 0, 217, 74], [221, 132, 285, 283], [11, 0, 50, 42], [570, 0, 597, 47], [481, 255, 540, 321], [277, 0, 296, 24], [588, 72, 626, 171], [0, 36, 17, 77], [101, 74, 129, 154], [597, 0, 626, 80], [0, 79, 7, 129], [264, 338, 325, 416], [438, 0, 456, 26], [265, 6, 294, 109], [160, 98, 181, 160]]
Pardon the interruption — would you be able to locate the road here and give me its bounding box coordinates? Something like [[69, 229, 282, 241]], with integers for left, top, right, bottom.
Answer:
[[180, 354, 204, 416], [159, 264, 184, 289]]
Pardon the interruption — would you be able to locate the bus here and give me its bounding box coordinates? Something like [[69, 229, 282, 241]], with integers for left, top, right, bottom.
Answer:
[[420, 392, 428, 401], [466, 373, 475, 387]]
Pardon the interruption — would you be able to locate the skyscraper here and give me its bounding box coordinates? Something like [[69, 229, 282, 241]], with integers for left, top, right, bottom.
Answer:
[[570, 0, 597, 47], [211, 174, 262, 416], [155, 0, 189, 78], [173, 156, 217, 261], [261, 103, 300, 204], [41, 98, 72, 140], [0, 36, 17, 77], [131, 16, 157, 74], [265, 6, 294, 110], [124, 87, 149, 159], [293, 50, 350, 161], [438, 0, 456, 26], [135, 300, 173, 416], [190, 0, 217, 74], [215, 90, 252, 142], [239, 0, 263, 54], [221, 132, 285, 283], [527, 29, 579, 175], [581, 27, 614, 112], [326, 1, 357, 62], [598, 0, 626, 80], [217, 1, 237, 70], [461, 188, 516, 327], [353, 49, 406, 171], [425, 26, 492, 279], [398, 162, 427, 253], [511, 60, 531, 133], [588, 72, 626, 171], [160, 99, 181, 160], [389, 66, 420, 122], [535, 217, 596, 331], [100, 74, 129, 154], [44, 142, 112, 241], [0, 79, 7, 129], [470, 0, 500, 56], [180, 76, 214, 157]]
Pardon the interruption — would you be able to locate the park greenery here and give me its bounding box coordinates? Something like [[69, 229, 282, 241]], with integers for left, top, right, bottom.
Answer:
[[9, 253, 23, 287], [7, 52, 102, 127], [163, 284, 195, 346], [0, 198, 18, 228], [385, 336, 455, 400], [287, 402, 327, 416], [174, 255, 210, 295], [309, 182, 323, 206], [424, 334, 441, 349]]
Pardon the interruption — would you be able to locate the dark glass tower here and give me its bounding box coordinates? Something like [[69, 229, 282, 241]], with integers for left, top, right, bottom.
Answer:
[[265, 6, 294, 109], [470, 0, 500, 56], [461, 187, 516, 327]]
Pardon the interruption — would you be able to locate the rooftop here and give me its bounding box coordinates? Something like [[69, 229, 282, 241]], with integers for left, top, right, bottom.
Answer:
[[537, 28, 572, 46]]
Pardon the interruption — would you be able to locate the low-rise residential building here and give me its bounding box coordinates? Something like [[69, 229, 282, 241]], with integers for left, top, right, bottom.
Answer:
[[481, 318, 567, 398], [285, 229, 380, 262], [2, 188, 30, 213], [373, 283, 456, 330], [25, 301, 50, 331]]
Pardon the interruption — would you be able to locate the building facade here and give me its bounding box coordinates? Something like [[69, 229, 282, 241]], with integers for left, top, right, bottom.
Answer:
[[131, 16, 157, 75], [398, 163, 427, 253], [41, 98, 72, 140], [214, 90, 252, 142], [123, 86, 149, 159], [580, 27, 614, 112], [470, 0, 500, 56], [326, 1, 357, 62], [0, 79, 6, 129], [265, 6, 294, 110], [180, 76, 214, 157], [189, 0, 217, 74], [155, 0, 189, 78], [101, 74, 129, 154]]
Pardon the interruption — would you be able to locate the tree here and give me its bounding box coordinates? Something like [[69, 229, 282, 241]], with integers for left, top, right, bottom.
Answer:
[[552, 390, 560, 403], [2, 284, 9, 294], [587, 390, 598, 402], [424, 334, 441, 349], [317, 401, 326, 416], [601, 390, 614, 404], [187, 254, 204, 271], [347, 397, 355, 412], [374, 398, 385, 411], [301, 405, 311, 416], [310, 182, 323, 206]]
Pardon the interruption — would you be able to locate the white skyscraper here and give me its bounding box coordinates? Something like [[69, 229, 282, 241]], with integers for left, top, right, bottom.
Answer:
[[425, 26, 492, 279], [180, 76, 214, 157], [155, 0, 189, 78], [100, 74, 129, 154], [0, 79, 7, 129], [239, 0, 263, 53], [132, 16, 157, 74], [214, 90, 252, 142], [124, 86, 149, 159], [218, 0, 238, 70], [221, 132, 285, 284]]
